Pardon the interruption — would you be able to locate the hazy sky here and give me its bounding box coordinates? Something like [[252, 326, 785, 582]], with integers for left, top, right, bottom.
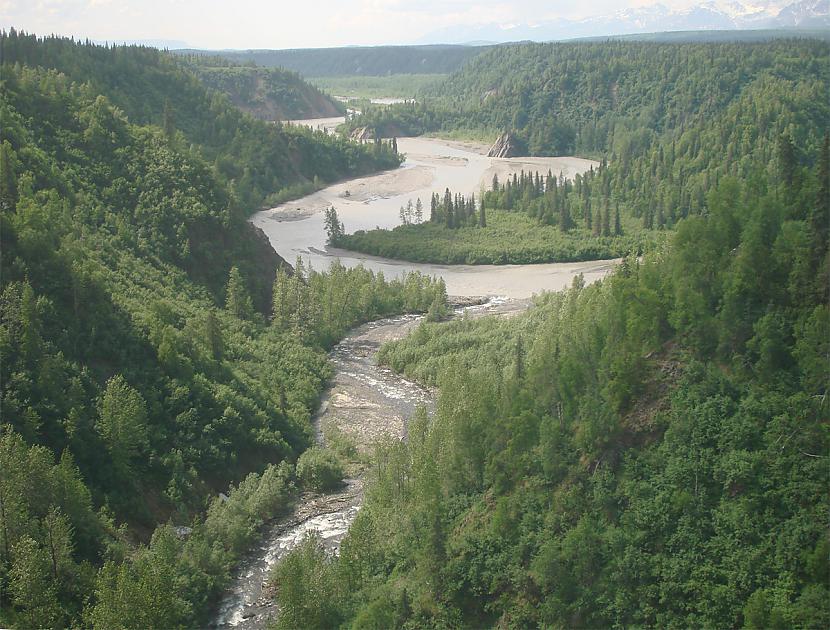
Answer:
[[0, 0, 716, 49]]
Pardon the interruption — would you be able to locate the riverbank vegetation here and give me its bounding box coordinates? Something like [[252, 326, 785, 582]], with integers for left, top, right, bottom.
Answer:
[[340, 40, 828, 265], [336, 165, 667, 264], [1, 29, 402, 212], [271, 134, 830, 628], [0, 32, 443, 628], [339, 208, 661, 264], [311, 74, 445, 101]]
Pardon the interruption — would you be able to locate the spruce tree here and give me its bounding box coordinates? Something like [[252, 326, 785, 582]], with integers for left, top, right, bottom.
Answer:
[[559, 200, 571, 233], [602, 198, 611, 236], [162, 98, 175, 141], [614, 203, 622, 236], [444, 188, 454, 229], [0, 141, 17, 211], [225, 266, 254, 320], [272, 267, 292, 331], [778, 132, 796, 188]]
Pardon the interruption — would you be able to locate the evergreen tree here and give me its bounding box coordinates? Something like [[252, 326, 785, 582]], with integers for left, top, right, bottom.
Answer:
[[97, 375, 149, 478], [0, 141, 17, 211], [778, 132, 796, 188], [479, 194, 486, 228], [602, 198, 611, 236], [291, 256, 308, 335], [444, 188, 454, 229], [203, 309, 224, 361], [225, 266, 254, 320], [323, 206, 344, 244], [415, 197, 423, 223], [272, 267, 292, 331], [559, 199, 571, 233], [614, 203, 622, 236], [162, 98, 175, 141], [9, 536, 63, 629]]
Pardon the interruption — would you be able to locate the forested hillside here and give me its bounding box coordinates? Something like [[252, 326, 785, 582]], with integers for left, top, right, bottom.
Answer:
[[272, 136, 830, 628], [0, 32, 443, 628], [1, 30, 401, 210], [180, 55, 344, 121], [177, 44, 489, 77], [337, 40, 828, 262]]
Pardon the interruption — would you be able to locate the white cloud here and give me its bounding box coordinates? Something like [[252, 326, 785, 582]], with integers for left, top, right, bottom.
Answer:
[[1, 0, 715, 49]]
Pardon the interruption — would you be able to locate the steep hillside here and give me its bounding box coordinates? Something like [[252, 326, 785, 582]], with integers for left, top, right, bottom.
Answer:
[[181, 56, 344, 120], [0, 32, 443, 629], [339, 40, 828, 261], [0, 30, 401, 210], [271, 138, 830, 629]]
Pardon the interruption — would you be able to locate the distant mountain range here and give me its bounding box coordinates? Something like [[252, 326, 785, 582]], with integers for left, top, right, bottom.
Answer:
[[417, 0, 830, 45]]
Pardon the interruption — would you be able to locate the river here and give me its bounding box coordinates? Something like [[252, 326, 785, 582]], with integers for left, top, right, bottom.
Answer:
[[213, 299, 521, 629], [214, 128, 616, 627], [252, 129, 614, 298]]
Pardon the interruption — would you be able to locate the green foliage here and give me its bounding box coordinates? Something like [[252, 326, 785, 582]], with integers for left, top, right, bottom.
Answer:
[[0, 31, 428, 628], [181, 56, 344, 120], [272, 534, 343, 630], [323, 206, 344, 245], [275, 153, 829, 627], [271, 258, 448, 347], [0, 30, 401, 210], [179, 45, 488, 77], [311, 74, 447, 100], [295, 447, 344, 492], [340, 208, 662, 264], [97, 375, 149, 478], [343, 40, 828, 264]]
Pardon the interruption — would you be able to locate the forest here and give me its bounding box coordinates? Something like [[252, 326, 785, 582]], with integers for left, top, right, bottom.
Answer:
[[337, 40, 828, 265], [179, 55, 345, 121], [1, 27, 827, 630], [176, 44, 489, 77], [266, 38, 829, 629], [272, 137, 830, 629], [0, 31, 440, 628]]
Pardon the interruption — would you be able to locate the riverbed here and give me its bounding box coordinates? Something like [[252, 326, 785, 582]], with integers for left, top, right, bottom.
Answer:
[[252, 132, 612, 298], [213, 299, 522, 629], [214, 128, 617, 627]]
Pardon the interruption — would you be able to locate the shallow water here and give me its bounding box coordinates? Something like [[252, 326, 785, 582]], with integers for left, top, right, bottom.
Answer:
[[252, 134, 613, 298], [213, 128, 617, 628], [212, 312, 433, 629], [211, 298, 526, 629]]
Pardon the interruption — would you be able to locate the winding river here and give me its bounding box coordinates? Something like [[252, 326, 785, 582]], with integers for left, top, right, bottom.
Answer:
[[253, 129, 615, 298], [213, 127, 617, 627]]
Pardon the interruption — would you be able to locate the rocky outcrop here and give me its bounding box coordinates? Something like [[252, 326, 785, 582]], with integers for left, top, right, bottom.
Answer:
[[487, 131, 520, 158], [350, 126, 376, 143]]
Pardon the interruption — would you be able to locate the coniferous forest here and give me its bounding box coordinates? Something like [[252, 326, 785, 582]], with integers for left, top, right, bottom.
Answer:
[[0, 31, 439, 628], [0, 22, 828, 630], [339, 40, 829, 264]]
